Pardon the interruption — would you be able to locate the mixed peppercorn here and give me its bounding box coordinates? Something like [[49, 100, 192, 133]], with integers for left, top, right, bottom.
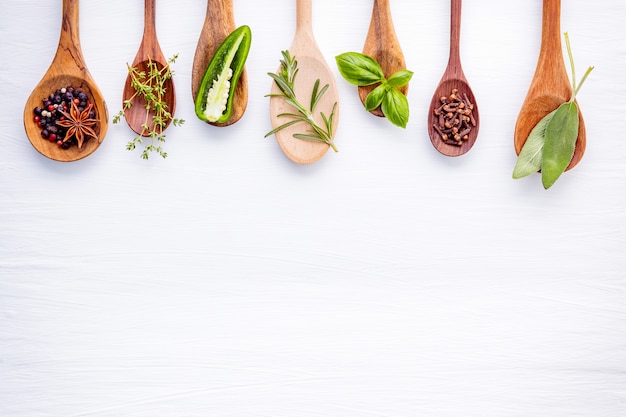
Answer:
[[33, 86, 98, 149]]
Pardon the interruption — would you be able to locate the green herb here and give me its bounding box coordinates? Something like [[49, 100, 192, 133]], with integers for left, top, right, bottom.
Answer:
[[113, 54, 185, 160], [265, 50, 338, 152], [195, 25, 251, 124], [512, 108, 556, 179], [513, 33, 593, 188], [335, 52, 413, 128], [541, 101, 579, 188]]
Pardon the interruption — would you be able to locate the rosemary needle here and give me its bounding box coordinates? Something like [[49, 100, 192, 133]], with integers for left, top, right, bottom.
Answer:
[[265, 50, 338, 152]]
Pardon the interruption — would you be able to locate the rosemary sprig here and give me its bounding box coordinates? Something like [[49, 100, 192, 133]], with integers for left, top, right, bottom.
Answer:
[[265, 50, 338, 152], [113, 54, 185, 160]]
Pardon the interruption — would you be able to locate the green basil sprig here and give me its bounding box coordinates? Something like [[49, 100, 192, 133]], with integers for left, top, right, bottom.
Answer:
[[513, 32, 593, 189], [335, 52, 413, 128]]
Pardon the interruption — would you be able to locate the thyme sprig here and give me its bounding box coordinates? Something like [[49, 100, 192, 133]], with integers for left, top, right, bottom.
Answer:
[[265, 50, 338, 152], [113, 54, 185, 160]]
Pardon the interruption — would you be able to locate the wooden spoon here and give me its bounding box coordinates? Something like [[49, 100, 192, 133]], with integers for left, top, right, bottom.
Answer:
[[514, 0, 585, 170], [23, 0, 108, 162], [122, 0, 176, 136], [192, 0, 247, 127], [268, 0, 340, 164], [427, 0, 479, 157], [360, 0, 407, 117]]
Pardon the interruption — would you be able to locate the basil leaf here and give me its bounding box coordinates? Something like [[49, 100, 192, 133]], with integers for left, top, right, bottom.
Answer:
[[381, 88, 409, 128], [387, 70, 414, 88], [541, 102, 579, 189], [364, 85, 386, 112], [512, 108, 557, 179], [335, 52, 385, 86]]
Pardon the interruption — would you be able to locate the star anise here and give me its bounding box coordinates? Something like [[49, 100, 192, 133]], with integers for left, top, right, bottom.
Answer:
[[56, 101, 99, 148]]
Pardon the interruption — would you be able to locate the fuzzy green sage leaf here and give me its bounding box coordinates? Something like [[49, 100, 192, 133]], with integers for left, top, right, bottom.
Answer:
[[512, 108, 557, 179], [513, 32, 593, 188], [541, 101, 579, 189]]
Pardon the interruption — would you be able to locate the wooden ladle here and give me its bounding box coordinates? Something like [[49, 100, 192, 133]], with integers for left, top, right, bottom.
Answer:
[[192, 0, 247, 127], [268, 0, 340, 164], [122, 0, 176, 136], [427, 0, 479, 157], [360, 0, 407, 117], [514, 0, 585, 170], [23, 0, 108, 162]]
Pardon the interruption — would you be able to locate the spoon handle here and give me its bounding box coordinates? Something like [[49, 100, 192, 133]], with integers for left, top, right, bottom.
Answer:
[[143, 0, 156, 39], [207, 0, 236, 35], [57, 0, 83, 62], [296, 0, 313, 36], [360, 0, 406, 116], [537, 0, 567, 79], [364, 0, 399, 60], [448, 0, 462, 67]]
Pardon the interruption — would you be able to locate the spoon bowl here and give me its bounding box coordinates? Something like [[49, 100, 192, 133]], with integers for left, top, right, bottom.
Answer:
[[192, 0, 247, 127], [427, 0, 479, 157], [428, 78, 479, 157], [514, 0, 585, 170], [122, 0, 176, 136], [23, 0, 107, 162], [268, 0, 340, 164], [360, 0, 407, 117]]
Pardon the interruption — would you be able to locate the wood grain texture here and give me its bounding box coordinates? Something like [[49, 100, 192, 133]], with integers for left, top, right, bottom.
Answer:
[[514, 0, 586, 170], [427, 0, 479, 157], [5, 1, 626, 416], [122, 0, 176, 136], [22, 0, 108, 162], [268, 0, 340, 164], [359, 0, 407, 117], [191, 0, 248, 127]]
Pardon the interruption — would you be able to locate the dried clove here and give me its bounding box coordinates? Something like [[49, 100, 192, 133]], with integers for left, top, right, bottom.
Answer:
[[432, 88, 476, 146]]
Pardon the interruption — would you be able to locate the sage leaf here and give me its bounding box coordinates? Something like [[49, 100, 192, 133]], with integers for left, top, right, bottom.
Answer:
[[335, 52, 385, 86], [382, 88, 409, 128], [364, 85, 386, 112], [541, 101, 579, 189], [387, 70, 414, 88], [512, 108, 557, 179]]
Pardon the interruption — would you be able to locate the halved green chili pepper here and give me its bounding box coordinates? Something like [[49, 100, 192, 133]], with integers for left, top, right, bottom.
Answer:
[[195, 25, 251, 124]]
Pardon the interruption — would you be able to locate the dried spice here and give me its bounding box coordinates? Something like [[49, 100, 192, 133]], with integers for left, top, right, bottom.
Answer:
[[432, 88, 476, 146], [32, 86, 97, 149], [56, 101, 98, 149]]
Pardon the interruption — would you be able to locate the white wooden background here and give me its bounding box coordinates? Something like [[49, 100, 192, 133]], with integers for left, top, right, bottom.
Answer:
[[1, 1, 625, 416]]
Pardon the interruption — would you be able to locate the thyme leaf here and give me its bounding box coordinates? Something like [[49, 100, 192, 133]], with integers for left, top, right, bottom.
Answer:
[[114, 54, 185, 160]]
